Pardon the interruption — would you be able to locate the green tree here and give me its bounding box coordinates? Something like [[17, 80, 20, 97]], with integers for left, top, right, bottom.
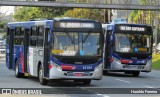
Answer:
[[0, 21, 6, 29], [13, 7, 42, 21], [129, 0, 160, 25], [63, 8, 104, 22], [13, 7, 71, 21], [39, 7, 71, 18]]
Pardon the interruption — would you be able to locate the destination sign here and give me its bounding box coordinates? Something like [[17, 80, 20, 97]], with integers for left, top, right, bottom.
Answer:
[[119, 26, 146, 31], [55, 22, 94, 28]]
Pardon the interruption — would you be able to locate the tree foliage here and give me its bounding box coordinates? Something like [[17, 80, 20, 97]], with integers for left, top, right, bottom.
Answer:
[[0, 21, 6, 29], [129, 0, 160, 25], [13, 7, 71, 21], [13, 7, 42, 21], [14, 7, 104, 22], [63, 8, 104, 22], [129, 0, 160, 43]]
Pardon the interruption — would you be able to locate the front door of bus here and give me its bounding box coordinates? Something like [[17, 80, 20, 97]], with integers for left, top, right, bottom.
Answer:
[[24, 29, 29, 73], [105, 31, 111, 69], [43, 28, 50, 77], [6, 28, 14, 69]]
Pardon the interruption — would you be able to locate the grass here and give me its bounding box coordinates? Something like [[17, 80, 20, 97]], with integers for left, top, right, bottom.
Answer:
[[152, 54, 160, 70]]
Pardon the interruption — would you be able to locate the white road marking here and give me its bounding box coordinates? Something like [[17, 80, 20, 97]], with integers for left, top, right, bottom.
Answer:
[[145, 86, 160, 91], [115, 78, 131, 83], [104, 95, 110, 97], [97, 94, 103, 96], [145, 86, 155, 88], [97, 94, 110, 97]]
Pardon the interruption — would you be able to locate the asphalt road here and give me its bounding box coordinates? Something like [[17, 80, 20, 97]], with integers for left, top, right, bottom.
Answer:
[[0, 56, 160, 97]]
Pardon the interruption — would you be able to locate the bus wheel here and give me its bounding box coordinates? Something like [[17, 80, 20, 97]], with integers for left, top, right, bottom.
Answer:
[[38, 65, 48, 85], [132, 71, 140, 77], [83, 79, 91, 85], [15, 61, 21, 78]]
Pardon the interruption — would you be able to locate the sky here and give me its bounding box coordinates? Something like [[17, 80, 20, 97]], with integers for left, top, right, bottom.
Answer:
[[0, 6, 14, 15]]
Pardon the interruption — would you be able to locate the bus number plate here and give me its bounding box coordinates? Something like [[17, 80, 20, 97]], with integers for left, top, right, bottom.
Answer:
[[74, 72, 84, 76]]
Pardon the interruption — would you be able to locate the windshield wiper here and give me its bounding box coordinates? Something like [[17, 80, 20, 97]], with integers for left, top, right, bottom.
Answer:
[[65, 32, 75, 44], [82, 32, 90, 43]]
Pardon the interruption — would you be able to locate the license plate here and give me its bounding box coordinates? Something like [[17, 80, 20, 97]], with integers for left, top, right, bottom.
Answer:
[[74, 73, 84, 76], [128, 65, 138, 69]]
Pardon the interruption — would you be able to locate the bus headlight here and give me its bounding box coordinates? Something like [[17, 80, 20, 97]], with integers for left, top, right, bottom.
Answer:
[[112, 56, 121, 64], [94, 63, 102, 71], [147, 60, 152, 65], [50, 61, 62, 71]]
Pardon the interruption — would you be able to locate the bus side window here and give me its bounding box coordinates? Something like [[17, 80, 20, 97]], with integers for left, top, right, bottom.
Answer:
[[19, 27, 24, 45], [15, 27, 20, 36], [6, 28, 10, 45], [13, 27, 24, 46], [37, 37, 43, 47], [30, 38, 37, 46], [38, 26, 44, 36], [14, 27, 20, 45], [19, 38, 24, 45], [37, 26, 44, 47], [31, 26, 37, 36], [20, 27, 25, 36], [30, 26, 38, 47], [14, 38, 19, 45]]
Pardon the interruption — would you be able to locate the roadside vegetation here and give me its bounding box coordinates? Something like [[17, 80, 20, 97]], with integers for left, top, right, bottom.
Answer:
[[152, 54, 160, 70], [13, 7, 104, 22]]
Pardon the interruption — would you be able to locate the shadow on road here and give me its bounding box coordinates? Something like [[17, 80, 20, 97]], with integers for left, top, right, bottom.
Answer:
[[103, 72, 147, 78], [48, 80, 95, 87], [27, 76, 97, 87]]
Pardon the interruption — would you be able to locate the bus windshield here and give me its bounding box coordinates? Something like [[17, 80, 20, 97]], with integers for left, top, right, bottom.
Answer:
[[52, 32, 101, 56], [114, 33, 152, 53]]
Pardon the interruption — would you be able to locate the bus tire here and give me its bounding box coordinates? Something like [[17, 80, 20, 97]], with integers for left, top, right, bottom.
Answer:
[[15, 61, 21, 78], [132, 71, 140, 77], [83, 79, 91, 85], [38, 65, 48, 85]]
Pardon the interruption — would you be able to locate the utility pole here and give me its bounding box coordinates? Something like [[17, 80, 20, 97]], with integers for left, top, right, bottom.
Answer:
[[155, 10, 159, 54], [104, 0, 112, 23], [104, 9, 111, 23]]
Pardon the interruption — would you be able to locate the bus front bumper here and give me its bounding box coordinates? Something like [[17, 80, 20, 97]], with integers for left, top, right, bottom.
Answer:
[[110, 60, 152, 72], [49, 66, 102, 80]]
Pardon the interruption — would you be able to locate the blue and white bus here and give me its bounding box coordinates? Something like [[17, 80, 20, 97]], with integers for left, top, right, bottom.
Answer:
[[6, 18, 103, 85], [103, 22, 153, 76]]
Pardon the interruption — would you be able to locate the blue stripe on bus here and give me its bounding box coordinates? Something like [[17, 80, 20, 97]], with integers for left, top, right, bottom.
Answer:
[[50, 57, 102, 71], [111, 52, 151, 65]]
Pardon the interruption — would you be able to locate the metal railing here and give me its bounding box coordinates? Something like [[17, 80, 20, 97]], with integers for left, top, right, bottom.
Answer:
[[0, 0, 159, 10]]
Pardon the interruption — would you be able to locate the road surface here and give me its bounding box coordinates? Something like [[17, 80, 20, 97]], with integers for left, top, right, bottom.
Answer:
[[0, 57, 160, 97]]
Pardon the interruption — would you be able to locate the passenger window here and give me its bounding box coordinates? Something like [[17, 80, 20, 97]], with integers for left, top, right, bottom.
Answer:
[[37, 38, 43, 47], [19, 37, 24, 45], [31, 27, 37, 36], [30, 37, 37, 46], [14, 38, 19, 45], [20, 27, 25, 36], [15, 27, 20, 36], [38, 26, 44, 36]]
